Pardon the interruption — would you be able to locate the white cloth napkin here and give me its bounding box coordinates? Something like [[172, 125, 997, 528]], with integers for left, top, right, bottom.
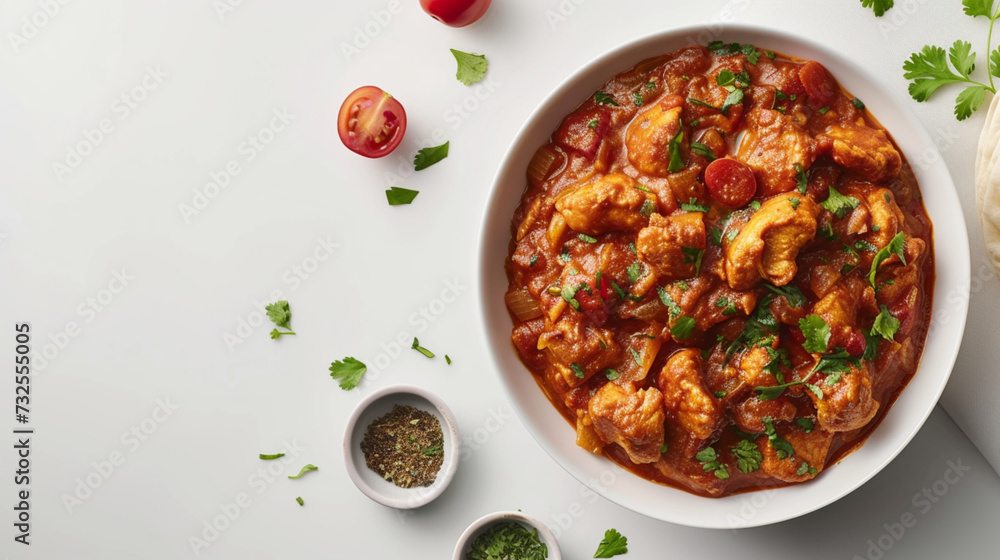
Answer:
[[939, 94, 1000, 478]]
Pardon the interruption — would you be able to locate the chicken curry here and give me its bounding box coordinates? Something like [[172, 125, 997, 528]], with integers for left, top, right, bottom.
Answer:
[[504, 43, 934, 496]]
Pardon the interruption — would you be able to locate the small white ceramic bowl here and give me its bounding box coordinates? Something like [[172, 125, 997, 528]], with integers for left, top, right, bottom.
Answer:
[[477, 24, 971, 528], [453, 511, 562, 560], [343, 384, 460, 509]]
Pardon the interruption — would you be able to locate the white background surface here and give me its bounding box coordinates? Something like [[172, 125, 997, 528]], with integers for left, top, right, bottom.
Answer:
[[1, 1, 998, 559]]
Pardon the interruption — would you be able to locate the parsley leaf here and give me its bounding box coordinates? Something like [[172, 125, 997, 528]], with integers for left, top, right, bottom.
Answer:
[[571, 363, 585, 379], [450, 49, 488, 86], [671, 316, 697, 341], [594, 91, 619, 106], [732, 439, 763, 473], [329, 357, 367, 390], [386, 186, 419, 206], [604, 369, 621, 381], [411, 337, 435, 358], [594, 528, 629, 558], [668, 125, 685, 173], [868, 232, 907, 287], [860, 0, 894, 17], [287, 464, 318, 479], [414, 141, 449, 171], [821, 186, 861, 218], [872, 305, 901, 341], [814, 348, 861, 374], [799, 315, 832, 353]]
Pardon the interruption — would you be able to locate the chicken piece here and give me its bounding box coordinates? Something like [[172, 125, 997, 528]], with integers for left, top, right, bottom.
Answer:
[[537, 317, 619, 388], [636, 212, 706, 280], [626, 101, 683, 177], [725, 192, 821, 291], [732, 395, 798, 434], [820, 120, 902, 183], [738, 108, 820, 197], [657, 349, 724, 441], [690, 279, 758, 332], [554, 173, 655, 235], [588, 383, 666, 464], [735, 346, 776, 388], [840, 183, 906, 250], [757, 424, 834, 483], [812, 276, 877, 351], [806, 361, 880, 432]]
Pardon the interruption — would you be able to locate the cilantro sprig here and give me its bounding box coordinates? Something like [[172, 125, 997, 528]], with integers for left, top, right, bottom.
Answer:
[[265, 300, 296, 339], [593, 528, 628, 558], [861, 0, 895, 17], [902, 1, 1000, 120], [329, 357, 367, 390]]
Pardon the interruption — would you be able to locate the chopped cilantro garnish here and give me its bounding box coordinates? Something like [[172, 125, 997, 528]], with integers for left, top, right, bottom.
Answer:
[[640, 200, 656, 217], [414, 142, 449, 171], [868, 232, 907, 287], [594, 91, 619, 106], [626, 262, 642, 283], [385, 186, 420, 206], [671, 316, 697, 341], [690, 141, 716, 161], [411, 337, 435, 358], [682, 246, 704, 276], [604, 369, 621, 381], [667, 125, 685, 173], [732, 439, 763, 473], [578, 233, 597, 244], [821, 186, 860, 218], [796, 418, 815, 433], [872, 305, 901, 341], [681, 198, 710, 212], [852, 97, 866, 109], [799, 315, 832, 353], [762, 418, 795, 459], [570, 363, 585, 379], [450, 49, 488, 85], [764, 283, 806, 307], [695, 446, 730, 479], [795, 163, 808, 194]]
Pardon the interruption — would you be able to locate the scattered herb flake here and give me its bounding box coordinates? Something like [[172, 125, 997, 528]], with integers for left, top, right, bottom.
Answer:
[[414, 142, 449, 171], [329, 357, 367, 390]]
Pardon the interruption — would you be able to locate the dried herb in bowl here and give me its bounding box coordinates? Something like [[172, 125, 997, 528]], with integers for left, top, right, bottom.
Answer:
[[360, 404, 444, 488], [466, 521, 548, 560]]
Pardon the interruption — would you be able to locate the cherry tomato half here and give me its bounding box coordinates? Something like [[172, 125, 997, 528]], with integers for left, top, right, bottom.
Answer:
[[419, 0, 492, 27], [337, 86, 407, 159], [704, 157, 757, 208]]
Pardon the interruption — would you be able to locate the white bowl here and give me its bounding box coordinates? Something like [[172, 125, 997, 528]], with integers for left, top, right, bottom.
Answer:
[[343, 384, 460, 509], [477, 24, 970, 528], [453, 511, 562, 560]]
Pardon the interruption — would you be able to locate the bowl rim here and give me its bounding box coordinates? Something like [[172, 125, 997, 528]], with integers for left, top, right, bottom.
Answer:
[[452, 510, 562, 560], [342, 384, 461, 509], [475, 23, 971, 528]]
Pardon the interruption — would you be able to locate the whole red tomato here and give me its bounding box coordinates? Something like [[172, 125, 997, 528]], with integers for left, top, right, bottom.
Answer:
[[419, 0, 492, 27]]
